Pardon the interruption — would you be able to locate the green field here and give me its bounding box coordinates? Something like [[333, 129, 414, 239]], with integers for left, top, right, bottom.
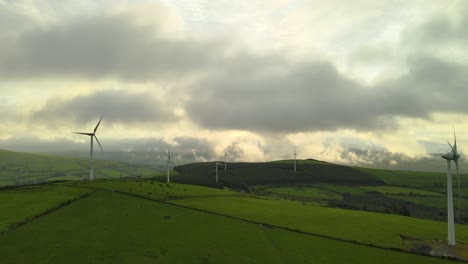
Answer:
[[360, 186, 443, 196], [0, 181, 457, 263], [0, 185, 91, 230], [81, 180, 239, 200], [311, 183, 371, 195], [171, 196, 468, 249], [263, 186, 342, 200], [360, 168, 468, 190]]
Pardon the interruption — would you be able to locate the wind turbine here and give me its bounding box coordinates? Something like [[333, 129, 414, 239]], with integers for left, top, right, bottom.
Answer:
[[166, 150, 174, 183], [442, 130, 461, 246], [73, 116, 103, 181]]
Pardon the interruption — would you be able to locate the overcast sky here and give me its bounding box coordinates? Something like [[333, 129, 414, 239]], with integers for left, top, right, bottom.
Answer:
[[1, 0, 467, 167]]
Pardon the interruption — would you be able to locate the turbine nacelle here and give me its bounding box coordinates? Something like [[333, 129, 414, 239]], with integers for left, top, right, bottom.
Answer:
[[166, 150, 174, 165], [443, 131, 461, 174], [442, 152, 460, 161], [73, 116, 104, 151]]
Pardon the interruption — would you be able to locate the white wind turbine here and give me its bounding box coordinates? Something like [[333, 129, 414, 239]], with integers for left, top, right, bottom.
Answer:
[[73, 116, 103, 181], [442, 130, 461, 246], [166, 150, 174, 183]]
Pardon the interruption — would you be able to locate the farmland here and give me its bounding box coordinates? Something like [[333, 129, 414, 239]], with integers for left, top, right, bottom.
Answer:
[[1, 150, 468, 262], [0, 180, 460, 263]]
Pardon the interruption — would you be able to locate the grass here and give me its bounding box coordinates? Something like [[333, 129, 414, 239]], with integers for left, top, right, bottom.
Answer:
[[360, 186, 443, 196], [311, 183, 370, 195], [390, 195, 468, 208], [0, 188, 454, 263], [0, 185, 91, 230], [171, 196, 468, 249], [79, 179, 239, 200], [0, 180, 16, 186], [263, 186, 342, 200], [359, 168, 457, 188], [174, 161, 383, 188], [46, 176, 82, 182]]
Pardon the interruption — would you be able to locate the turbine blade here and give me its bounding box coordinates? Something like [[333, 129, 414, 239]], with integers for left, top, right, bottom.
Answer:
[[73, 132, 93, 136], [168, 150, 171, 161], [94, 115, 103, 133], [448, 141, 454, 151], [454, 130, 458, 153], [94, 135, 104, 151]]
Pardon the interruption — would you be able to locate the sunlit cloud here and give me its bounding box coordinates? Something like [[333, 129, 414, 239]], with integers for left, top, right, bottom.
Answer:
[[1, 0, 468, 170]]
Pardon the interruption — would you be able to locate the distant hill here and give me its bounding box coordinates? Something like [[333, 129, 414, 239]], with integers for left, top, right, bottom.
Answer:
[[172, 160, 383, 189], [0, 149, 161, 187]]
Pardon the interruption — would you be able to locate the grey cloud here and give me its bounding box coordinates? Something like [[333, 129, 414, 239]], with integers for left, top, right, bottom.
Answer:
[[418, 140, 451, 154], [0, 136, 91, 153], [337, 143, 462, 173], [3, 2, 468, 135], [185, 57, 419, 133], [225, 142, 245, 161], [32, 89, 177, 125], [184, 36, 468, 133], [172, 137, 215, 161], [407, 14, 468, 46], [0, 135, 214, 161], [0, 12, 219, 80], [172, 137, 213, 151], [0, 4, 34, 35]]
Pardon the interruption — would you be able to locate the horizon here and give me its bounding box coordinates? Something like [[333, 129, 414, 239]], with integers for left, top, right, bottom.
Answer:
[[0, 146, 455, 173]]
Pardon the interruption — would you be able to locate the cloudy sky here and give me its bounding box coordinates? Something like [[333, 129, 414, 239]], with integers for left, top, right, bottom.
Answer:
[[1, 0, 467, 167]]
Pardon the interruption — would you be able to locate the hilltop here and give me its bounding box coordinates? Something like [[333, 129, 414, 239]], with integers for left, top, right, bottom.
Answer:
[[171, 159, 383, 189]]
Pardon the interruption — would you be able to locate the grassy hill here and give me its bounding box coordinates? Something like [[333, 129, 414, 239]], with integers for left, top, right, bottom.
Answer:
[[172, 160, 383, 189], [0, 180, 460, 263], [0, 149, 161, 187]]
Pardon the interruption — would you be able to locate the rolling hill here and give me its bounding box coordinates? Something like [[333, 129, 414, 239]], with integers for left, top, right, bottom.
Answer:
[[171, 160, 383, 189], [0, 149, 161, 187]]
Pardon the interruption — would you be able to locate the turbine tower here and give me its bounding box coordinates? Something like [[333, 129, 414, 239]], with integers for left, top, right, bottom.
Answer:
[[224, 151, 227, 171], [73, 116, 103, 181], [294, 148, 297, 173], [442, 130, 461, 246], [166, 150, 174, 183]]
